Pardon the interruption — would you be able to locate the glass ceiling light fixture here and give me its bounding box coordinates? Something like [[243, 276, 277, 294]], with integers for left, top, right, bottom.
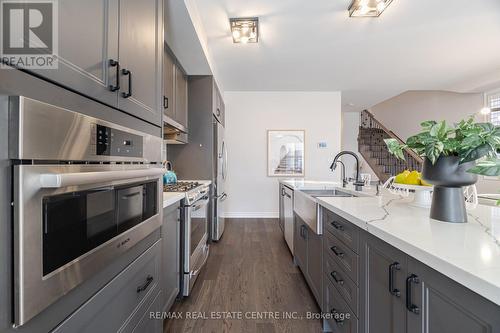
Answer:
[[229, 17, 259, 43], [348, 0, 394, 17]]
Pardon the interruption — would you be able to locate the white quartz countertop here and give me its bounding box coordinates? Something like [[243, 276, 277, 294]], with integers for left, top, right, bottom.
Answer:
[[316, 191, 500, 306]]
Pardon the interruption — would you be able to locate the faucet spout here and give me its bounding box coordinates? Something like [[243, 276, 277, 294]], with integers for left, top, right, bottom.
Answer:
[[330, 151, 364, 190]]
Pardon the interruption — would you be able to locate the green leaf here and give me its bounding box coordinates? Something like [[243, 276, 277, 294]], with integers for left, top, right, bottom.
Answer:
[[384, 138, 406, 161], [460, 143, 492, 163], [467, 158, 500, 176], [425, 141, 444, 164]]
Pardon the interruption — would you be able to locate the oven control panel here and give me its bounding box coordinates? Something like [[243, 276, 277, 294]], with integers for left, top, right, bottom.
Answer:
[[93, 124, 143, 158]]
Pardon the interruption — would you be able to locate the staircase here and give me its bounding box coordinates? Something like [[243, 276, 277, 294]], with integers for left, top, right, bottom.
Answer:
[[358, 110, 423, 182]]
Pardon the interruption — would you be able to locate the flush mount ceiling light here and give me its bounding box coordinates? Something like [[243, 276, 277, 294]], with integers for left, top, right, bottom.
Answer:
[[348, 0, 394, 17], [230, 17, 259, 43]]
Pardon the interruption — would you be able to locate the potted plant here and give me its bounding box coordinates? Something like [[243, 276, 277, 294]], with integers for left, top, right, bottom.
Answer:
[[384, 117, 500, 223]]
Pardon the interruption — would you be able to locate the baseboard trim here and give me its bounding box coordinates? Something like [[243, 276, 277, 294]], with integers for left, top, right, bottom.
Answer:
[[222, 212, 279, 218]]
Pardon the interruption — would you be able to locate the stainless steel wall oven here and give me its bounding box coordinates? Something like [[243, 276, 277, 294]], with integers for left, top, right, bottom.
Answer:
[[9, 97, 163, 326]]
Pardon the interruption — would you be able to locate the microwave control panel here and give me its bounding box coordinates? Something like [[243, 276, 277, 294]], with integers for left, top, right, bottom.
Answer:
[[92, 124, 143, 158]]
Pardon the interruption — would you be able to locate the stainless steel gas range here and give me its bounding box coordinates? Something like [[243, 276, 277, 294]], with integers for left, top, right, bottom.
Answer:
[[164, 181, 210, 296]]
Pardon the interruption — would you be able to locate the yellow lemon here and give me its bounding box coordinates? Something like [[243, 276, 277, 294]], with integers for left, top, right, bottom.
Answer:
[[395, 170, 410, 184], [420, 178, 432, 186], [405, 171, 421, 185]]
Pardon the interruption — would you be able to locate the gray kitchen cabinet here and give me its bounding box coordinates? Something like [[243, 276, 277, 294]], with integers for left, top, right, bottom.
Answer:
[[283, 185, 294, 253], [294, 215, 322, 306], [294, 216, 308, 272], [360, 232, 407, 333], [407, 257, 500, 333], [174, 65, 189, 128], [29, 0, 119, 108], [307, 228, 323, 304], [161, 202, 181, 312], [213, 82, 225, 127], [117, 0, 163, 126], [163, 47, 189, 132], [163, 47, 175, 120], [128, 291, 163, 333], [53, 240, 162, 333]]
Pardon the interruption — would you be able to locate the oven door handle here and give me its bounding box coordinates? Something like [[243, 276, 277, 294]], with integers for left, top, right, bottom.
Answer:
[[40, 168, 165, 188], [191, 196, 210, 211]]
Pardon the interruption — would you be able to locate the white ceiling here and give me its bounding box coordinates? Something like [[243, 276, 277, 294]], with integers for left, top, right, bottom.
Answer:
[[191, 0, 500, 111]]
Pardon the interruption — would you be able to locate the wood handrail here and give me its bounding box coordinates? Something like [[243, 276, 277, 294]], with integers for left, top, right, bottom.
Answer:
[[362, 110, 424, 163]]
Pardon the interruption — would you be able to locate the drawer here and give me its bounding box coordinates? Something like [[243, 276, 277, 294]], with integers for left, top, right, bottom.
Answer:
[[324, 278, 358, 333], [324, 209, 359, 254], [324, 254, 359, 317], [53, 240, 161, 333], [324, 232, 359, 285]]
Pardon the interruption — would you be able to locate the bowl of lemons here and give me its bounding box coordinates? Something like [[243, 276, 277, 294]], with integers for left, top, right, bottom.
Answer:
[[388, 170, 433, 207]]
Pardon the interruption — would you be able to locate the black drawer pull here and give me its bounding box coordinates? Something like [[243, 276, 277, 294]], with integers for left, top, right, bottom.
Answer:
[[406, 274, 420, 314], [330, 271, 344, 285], [137, 275, 153, 293], [330, 246, 345, 258], [331, 221, 344, 231], [163, 96, 169, 109], [389, 262, 401, 297], [108, 59, 120, 92], [330, 308, 347, 325], [121, 68, 132, 98]]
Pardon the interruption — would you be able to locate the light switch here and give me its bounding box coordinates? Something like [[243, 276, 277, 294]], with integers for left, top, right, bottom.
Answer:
[[318, 142, 328, 149]]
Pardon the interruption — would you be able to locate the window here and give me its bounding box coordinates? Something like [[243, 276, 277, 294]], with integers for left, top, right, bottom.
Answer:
[[487, 92, 500, 126]]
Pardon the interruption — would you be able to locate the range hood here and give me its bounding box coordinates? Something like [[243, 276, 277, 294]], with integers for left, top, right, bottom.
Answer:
[[164, 118, 188, 144]]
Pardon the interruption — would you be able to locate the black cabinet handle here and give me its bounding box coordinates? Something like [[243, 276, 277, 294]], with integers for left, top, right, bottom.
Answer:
[[331, 221, 344, 231], [300, 225, 307, 239], [406, 274, 420, 314], [330, 271, 344, 285], [108, 59, 120, 92], [330, 246, 345, 258], [330, 308, 347, 326], [281, 187, 285, 196], [137, 275, 153, 293], [216, 108, 221, 117], [163, 96, 169, 109], [389, 262, 401, 297], [121, 69, 132, 98]]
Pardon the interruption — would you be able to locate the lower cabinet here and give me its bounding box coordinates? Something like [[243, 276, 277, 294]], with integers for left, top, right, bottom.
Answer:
[[360, 232, 500, 333], [161, 202, 181, 312], [360, 232, 407, 333], [406, 258, 500, 333], [53, 240, 163, 333], [294, 215, 322, 306]]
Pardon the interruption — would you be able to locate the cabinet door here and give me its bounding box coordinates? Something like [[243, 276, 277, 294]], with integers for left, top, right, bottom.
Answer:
[[162, 203, 180, 312], [307, 229, 322, 306], [407, 258, 500, 333], [283, 187, 294, 254], [163, 49, 175, 120], [360, 233, 407, 333], [129, 291, 163, 333], [174, 66, 188, 128], [118, 0, 162, 126], [30, 0, 119, 107], [293, 217, 307, 271]]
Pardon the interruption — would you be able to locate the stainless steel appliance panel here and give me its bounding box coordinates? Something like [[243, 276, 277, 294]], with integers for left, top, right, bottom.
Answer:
[[14, 163, 162, 326], [9, 96, 162, 162], [213, 120, 227, 241]]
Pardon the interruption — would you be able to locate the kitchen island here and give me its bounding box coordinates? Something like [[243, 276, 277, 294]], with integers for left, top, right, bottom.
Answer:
[[280, 179, 500, 333]]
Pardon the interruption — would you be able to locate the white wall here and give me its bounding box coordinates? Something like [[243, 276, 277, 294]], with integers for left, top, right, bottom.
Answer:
[[370, 90, 499, 193], [224, 91, 342, 218]]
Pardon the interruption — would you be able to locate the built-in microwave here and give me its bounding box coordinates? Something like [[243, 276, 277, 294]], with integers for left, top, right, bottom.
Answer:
[[9, 97, 164, 326]]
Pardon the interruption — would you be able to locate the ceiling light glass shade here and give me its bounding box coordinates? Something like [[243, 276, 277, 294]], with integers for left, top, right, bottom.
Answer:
[[348, 0, 394, 17], [230, 17, 259, 43]]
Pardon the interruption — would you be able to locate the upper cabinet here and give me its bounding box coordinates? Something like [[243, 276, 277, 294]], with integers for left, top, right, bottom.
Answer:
[[117, 0, 163, 126], [29, 0, 119, 108], [25, 0, 163, 128], [163, 48, 188, 132], [213, 83, 225, 127]]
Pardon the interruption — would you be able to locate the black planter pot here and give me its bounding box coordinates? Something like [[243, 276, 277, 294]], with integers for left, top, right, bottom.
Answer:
[[422, 156, 478, 223]]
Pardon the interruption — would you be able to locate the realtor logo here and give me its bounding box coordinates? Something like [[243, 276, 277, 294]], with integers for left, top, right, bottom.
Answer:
[[0, 0, 58, 69]]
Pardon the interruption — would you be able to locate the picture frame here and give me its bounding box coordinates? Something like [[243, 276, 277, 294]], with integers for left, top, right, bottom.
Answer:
[[267, 130, 305, 177]]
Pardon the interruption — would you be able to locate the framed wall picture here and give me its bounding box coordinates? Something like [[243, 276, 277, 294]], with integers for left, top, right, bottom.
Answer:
[[267, 130, 305, 177]]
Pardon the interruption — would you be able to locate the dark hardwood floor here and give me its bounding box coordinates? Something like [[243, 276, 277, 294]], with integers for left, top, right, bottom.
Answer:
[[164, 218, 323, 333]]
